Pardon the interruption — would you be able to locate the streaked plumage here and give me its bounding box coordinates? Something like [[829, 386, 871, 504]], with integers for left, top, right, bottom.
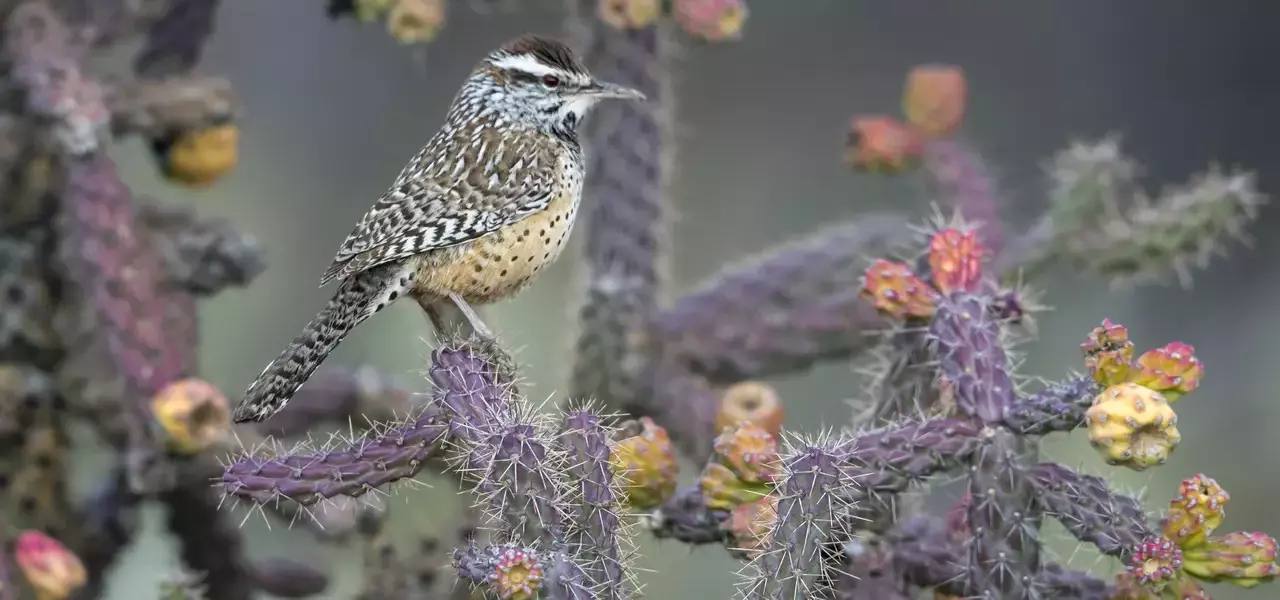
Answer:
[[232, 34, 644, 423]]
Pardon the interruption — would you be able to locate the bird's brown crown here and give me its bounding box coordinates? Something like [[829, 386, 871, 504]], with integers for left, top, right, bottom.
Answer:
[[496, 34, 589, 78]]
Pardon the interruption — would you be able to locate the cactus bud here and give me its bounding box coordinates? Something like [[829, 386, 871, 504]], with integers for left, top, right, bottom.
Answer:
[[151, 378, 231, 454], [860, 259, 937, 319], [1182, 531, 1279, 588], [672, 0, 748, 42], [927, 228, 985, 294], [1084, 383, 1180, 470], [721, 495, 777, 560], [597, 0, 662, 29], [845, 115, 925, 174], [1127, 537, 1183, 592], [711, 422, 779, 484], [715, 381, 783, 439], [1162, 474, 1229, 548], [1132, 342, 1203, 402], [386, 0, 445, 45], [608, 416, 678, 509], [1081, 319, 1134, 386], [902, 65, 967, 138], [15, 530, 87, 600]]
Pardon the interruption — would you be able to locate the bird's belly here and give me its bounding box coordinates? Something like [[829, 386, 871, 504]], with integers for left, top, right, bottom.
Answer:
[[413, 189, 580, 304]]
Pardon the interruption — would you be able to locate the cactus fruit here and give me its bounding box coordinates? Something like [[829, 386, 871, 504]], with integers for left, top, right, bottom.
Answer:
[[155, 124, 239, 188], [1132, 342, 1204, 402], [721, 496, 777, 560], [14, 530, 86, 600], [714, 381, 783, 439], [902, 65, 967, 138], [927, 227, 985, 294], [1161, 474, 1229, 549], [1084, 382, 1181, 470], [672, 0, 748, 42], [150, 378, 231, 454], [609, 416, 679, 510], [845, 116, 925, 174], [859, 258, 938, 319], [710, 422, 779, 484], [386, 0, 445, 44], [1181, 531, 1279, 588], [1081, 318, 1135, 386], [597, 0, 662, 29]]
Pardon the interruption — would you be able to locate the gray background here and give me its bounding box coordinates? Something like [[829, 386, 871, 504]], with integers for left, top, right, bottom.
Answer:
[[80, 1, 1280, 598]]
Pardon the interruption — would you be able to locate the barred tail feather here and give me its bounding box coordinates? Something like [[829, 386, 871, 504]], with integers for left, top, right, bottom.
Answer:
[[232, 261, 412, 423]]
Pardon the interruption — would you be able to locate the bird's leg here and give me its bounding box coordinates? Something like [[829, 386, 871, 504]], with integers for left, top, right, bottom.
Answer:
[[419, 294, 494, 342], [448, 292, 494, 339]]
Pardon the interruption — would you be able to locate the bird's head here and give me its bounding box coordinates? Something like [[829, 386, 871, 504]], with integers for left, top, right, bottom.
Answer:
[[465, 34, 646, 135]]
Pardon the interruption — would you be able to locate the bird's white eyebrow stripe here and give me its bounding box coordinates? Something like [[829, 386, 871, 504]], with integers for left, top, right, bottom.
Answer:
[[491, 54, 562, 78]]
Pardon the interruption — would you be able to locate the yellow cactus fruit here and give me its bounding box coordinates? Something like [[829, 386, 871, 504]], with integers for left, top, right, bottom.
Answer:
[[150, 378, 232, 455], [715, 380, 784, 440], [1084, 382, 1180, 471], [608, 416, 678, 509], [158, 124, 239, 188], [711, 422, 779, 484], [598, 0, 662, 30]]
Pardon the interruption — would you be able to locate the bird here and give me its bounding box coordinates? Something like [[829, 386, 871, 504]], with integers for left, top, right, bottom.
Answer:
[[231, 34, 645, 424]]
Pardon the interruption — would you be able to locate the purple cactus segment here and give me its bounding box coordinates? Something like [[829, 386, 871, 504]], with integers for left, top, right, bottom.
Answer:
[[965, 430, 1040, 597], [134, 0, 222, 77], [928, 293, 1016, 423], [1003, 375, 1099, 435], [453, 543, 592, 600], [428, 345, 511, 442], [923, 139, 1004, 254], [746, 440, 849, 599], [648, 216, 912, 383], [556, 410, 628, 595], [1029, 462, 1154, 557], [219, 407, 447, 506], [840, 417, 983, 497], [470, 421, 569, 541]]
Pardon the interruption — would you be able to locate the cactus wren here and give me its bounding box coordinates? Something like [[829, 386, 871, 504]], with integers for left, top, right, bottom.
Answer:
[[232, 34, 644, 423]]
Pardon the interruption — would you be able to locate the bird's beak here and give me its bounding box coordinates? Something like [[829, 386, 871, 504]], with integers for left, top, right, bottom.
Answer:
[[582, 80, 646, 101]]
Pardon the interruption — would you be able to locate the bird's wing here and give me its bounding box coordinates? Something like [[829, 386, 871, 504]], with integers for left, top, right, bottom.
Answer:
[[319, 130, 561, 286]]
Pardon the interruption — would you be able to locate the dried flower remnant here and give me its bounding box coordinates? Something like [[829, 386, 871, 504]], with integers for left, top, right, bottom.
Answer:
[[598, 0, 662, 29], [1085, 382, 1180, 470], [1132, 342, 1204, 402], [1081, 318, 1135, 386], [15, 530, 86, 600], [673, 0, 748, 42], [714, 380, 783, 439], [860, 258, 937, 319], [902, 65, 967, 137], [609, 416, 679, 509], [489, 546, 544, 600], [150, 378, 232, 454], [845, 115, 925, 173], [1127, 537, 1183, 591], [927, 227, 986, 294]]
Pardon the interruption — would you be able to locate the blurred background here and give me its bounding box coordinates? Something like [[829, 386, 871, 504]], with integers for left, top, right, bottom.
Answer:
[[78, 0, 1280, 598]]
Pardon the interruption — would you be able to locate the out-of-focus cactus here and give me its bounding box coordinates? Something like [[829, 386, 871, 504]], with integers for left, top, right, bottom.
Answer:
[[902, 65, 966, 138], [149, 378, 231, 454], [154, 123, 239, 188], [15, 530, 86, 600], [609, 416, 679, 510]]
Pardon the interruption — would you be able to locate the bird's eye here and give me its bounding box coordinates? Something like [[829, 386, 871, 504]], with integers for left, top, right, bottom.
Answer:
[[541, 75, 561, 88]]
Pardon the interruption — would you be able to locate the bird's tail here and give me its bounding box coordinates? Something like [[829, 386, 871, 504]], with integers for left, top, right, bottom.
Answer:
[[232, 261, 411, 423]]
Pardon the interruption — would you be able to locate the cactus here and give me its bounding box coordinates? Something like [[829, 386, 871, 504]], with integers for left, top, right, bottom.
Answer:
[[0, 0, 1271, 598]]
